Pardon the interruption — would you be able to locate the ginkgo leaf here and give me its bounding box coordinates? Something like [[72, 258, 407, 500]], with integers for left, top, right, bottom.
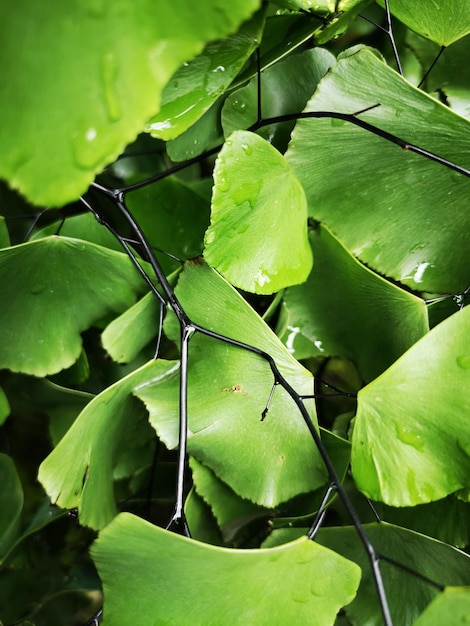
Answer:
[[0, 237, 148, 376], [286, 47, 470, 294], [383, 0, 470, 46], [205, 130, 312, 294], [279, 227, 428, 381], [264, 522, 470, 625], [134, 260, 326, 508], [352, 306, 470, 506], [146, 11, 264, 140], [38, 360, 178, 529], [91, 512, 361, 626], [0, 0, 261, 206]]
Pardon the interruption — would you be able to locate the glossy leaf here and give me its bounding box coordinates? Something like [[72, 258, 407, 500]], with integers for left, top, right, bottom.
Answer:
[[38, 360, 178, 529], [412, 587, 470, 625], [222, 48, 335, 152], [278, 227, 428, 381], [0, 455, 23, 559], [264, 522, 470, 625], [135, 260, 326, 507], [0, 0, 261, 206], [352, 306, 470, 506], [0, 237, 146, 376], [92, 512, 361, 625], [205, 130, 312, 294], [146, 11, 264, 140], [286, 47, 470, 294], [383, 0, 470, 46]]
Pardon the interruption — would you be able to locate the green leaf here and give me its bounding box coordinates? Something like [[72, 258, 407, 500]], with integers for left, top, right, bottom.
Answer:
[[264, 522, 470, 625], [222, 48, 335, 152], [279, 227, 428, 381], [38, 360, 178, 529], [0, 237, 146, 376], [0, 455, 23, 559], [274, 0, 335, 11], [205, 131, 312, 294], [135, 260, 326, 507], [412, 587, 470, 625], [126, 176, 211, 275], [0, 388, 10, 426], [146, 11, 265, 140], [91, 512, 361, 626], [286, 47, 470, 294], [382, 0, 470, 46], [408, 32, 470, 120], [102, 292, 161, 363], [352, 306, 470, 506], [0, 0, 261, 206], [31, 213, 123, 252], [190, 456, 271, 543]]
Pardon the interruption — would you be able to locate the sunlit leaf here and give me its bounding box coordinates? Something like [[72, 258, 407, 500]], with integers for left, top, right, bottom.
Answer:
[[279, 227, 428, 381], [92, 512, 361, 626], [382, 0, 470, 46], [0, 0, 261, 206], [0, 237, 146, 376], [0, 388, 10, 426], [38, 360, 178, 529], [146, 11, 265, 140], [135, 260, 326, 507], [286, 47, 470, 294], [264, 522, 470, 625], [205, 131, 312, 294], [352, 306, 470, 506], [412, 587, 470, 625]]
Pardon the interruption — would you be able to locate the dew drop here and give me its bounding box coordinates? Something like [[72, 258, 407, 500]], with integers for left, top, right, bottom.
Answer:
[[395, 424, 424, 450], [30, 285, 46, 295], [102, 52, 122, 122], [241, 142, 253, 156], [205, 231, 215, 245], [212, 65, 225, 73], [456, 355, 470, 369], [217, 176, 231, 192]]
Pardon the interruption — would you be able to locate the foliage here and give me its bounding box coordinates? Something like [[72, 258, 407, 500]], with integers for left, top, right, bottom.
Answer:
[[0, 1, 469, 625]]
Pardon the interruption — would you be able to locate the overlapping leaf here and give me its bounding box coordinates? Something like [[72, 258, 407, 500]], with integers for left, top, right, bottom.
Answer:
[[146, 11, 264, 140], [135, 260, 326, 507], [0, 455, 23, 559], [264, 522, 470, 625], [205, 130, 312, 294], [0, 237, 147, 376], [278, 227, 428, 381], [286, 47, 470, 294], [412, 587, 470, 625], [92, 512, 361, 626], [383, 0, 470, 46], [0, 0, 261, 206], [352, 306, 470, 506], [38, 360, 178, 529]]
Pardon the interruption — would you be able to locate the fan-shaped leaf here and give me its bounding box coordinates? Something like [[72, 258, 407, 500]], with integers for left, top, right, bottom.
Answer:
[[279, 227, 428, 381], [0, 237, 147, 376], [286, 47, 470, 294], [134, 260, 326, 507], [352, 306, 470, 506], [0, 0, 261, 206], [38, 360, 178, 529], [205, 130, 312, 294], [92, 512, 361, 626]]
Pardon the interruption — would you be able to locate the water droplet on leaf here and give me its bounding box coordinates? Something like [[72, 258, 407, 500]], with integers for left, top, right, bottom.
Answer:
[[102, 52, 122, 122], [395, 424, 424, 450], [456, 355, 470, 369]]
